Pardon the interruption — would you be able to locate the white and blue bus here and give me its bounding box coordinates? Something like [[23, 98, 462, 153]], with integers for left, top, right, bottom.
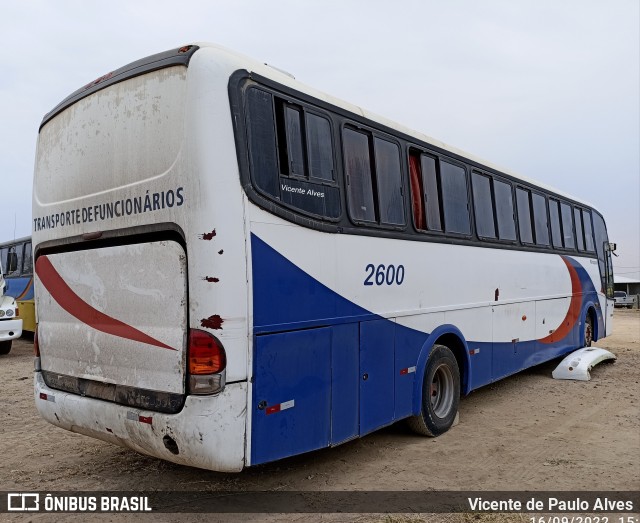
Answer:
[[33, 43, 616, 472]]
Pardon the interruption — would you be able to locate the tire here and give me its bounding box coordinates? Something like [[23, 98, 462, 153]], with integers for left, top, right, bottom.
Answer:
[[583, 314, 593, 347], [407, 344, 460, 437], [0, 341, 12, 355]]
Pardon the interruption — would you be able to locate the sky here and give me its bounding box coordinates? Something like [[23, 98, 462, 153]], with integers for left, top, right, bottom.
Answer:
[[1, 0, 638, 278]]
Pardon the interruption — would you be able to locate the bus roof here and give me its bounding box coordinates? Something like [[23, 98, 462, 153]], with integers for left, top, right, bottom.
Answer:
[[41, 41, 598, 213], [0, 236, 31, 249], [195, 42, 597, 212]]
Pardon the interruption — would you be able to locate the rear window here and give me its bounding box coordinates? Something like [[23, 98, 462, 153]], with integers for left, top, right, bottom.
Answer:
[[35, 67, 187, 205]]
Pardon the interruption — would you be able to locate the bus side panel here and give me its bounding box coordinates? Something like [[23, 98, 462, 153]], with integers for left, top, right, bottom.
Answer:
[[393, 325, 429, 420], [330, 323, 359, 445], [251, 233, 367, 332], [492, 302, 536, 379], [251, 328, 331, 465], [359, 319, 395, 436]]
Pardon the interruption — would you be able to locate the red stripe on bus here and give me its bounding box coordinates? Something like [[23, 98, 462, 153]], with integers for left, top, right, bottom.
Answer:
[[35, 256, 176, 351], [539, 257, 582, 344]]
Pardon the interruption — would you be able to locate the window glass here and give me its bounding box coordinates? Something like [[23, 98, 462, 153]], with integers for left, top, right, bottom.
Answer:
[[532, 192, 550, 246], [560, 202, 575, 249], [22, 242, 33, 275], [343, 128, 375, 222], [0, 247, 7, 274], [409, 153, 425, 230], [306, 113, 334, 181], [374, 137, 405, 226], [246, 88, 279, 198], [471, 172, 496, 239], [494, 180, 516, 241], [574, 207, 585, 251], [284, 105, 305, 176], [516, 188, 533, 244], [592, 212, 610, 295], [549, 199, 563, 248], [582, 210, 595, 251], [440, 161, 470, 234], [4, 246, 22, 277], [421, 155, 442, 231]]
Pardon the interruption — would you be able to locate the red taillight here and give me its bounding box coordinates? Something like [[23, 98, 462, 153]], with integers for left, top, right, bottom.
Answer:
[[34, 327, 40, 357], [188, 329, 226, 375]]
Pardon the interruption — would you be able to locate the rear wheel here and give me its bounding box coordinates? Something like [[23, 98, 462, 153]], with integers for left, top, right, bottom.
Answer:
[[407, 344, 460, 437], [583, 314, 593, 347], [0, 341, 12, 355]]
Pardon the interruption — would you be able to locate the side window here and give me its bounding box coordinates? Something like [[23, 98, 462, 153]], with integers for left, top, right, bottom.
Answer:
[[421, 155, 442, 231], [516, 187, 533, 244], [22, 242, 33, 275], [574, 207, 585, 251], [592, 211, 611, 296], [0, 247, 7, 274], [246, 88, 279, 198], [549, 199, 563, 248], [560, 202, 575, 249], [440, 160, 470, 235], [283, 105, 306, 176], [531, 192, 550, 246], [494, 180, 517, 241], [343, 128, 375, 223], [582, 210, 595, 251], [343, 128, 405, 226], [471, 172, 496, 239], [306, 113, 334, 181], [374, 137, 405, 226], [245, 87, 341, 220], [408, 150, 442, 232], [408, 152, 426, 230], [5, 246, 22, 277]]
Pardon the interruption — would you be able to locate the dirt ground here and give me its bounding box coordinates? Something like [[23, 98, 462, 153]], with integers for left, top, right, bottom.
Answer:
[[1, 310, 638, 522]]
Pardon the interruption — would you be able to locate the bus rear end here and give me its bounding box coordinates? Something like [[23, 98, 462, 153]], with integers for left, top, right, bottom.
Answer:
[[32, 45, 248, 472]]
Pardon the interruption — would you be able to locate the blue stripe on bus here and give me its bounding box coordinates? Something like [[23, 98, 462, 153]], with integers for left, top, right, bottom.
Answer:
[[4, 276, 35, 300], [250, 234, 600, 465]]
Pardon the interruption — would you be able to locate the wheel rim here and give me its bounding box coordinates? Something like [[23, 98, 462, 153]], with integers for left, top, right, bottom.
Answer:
[[429, 363, 455, 418]]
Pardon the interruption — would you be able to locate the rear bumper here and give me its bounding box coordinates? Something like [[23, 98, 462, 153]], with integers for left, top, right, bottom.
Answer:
[[34, 372, 247, 472], [0, 318, 22, 341]]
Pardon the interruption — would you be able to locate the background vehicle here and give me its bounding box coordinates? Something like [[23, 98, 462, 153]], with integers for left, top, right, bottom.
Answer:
[[0, 237, 34, 333], [32, 43, 615, 472], [0, 250, 23, 354], [614, 291, 636, 308]]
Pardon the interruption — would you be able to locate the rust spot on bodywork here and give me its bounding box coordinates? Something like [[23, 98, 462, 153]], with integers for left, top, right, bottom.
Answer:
[[218, 249, 224, 255], [201, 315, 224, 330], [199, 229, 216, 240], [204, 276, 220, 283]]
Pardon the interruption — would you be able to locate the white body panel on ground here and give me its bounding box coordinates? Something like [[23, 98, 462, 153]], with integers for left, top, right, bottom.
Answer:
[[552, 347, 616, 381]]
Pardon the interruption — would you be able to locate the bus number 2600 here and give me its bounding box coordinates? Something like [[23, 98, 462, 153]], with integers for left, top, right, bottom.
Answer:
[[364, 264, 405, 286]]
